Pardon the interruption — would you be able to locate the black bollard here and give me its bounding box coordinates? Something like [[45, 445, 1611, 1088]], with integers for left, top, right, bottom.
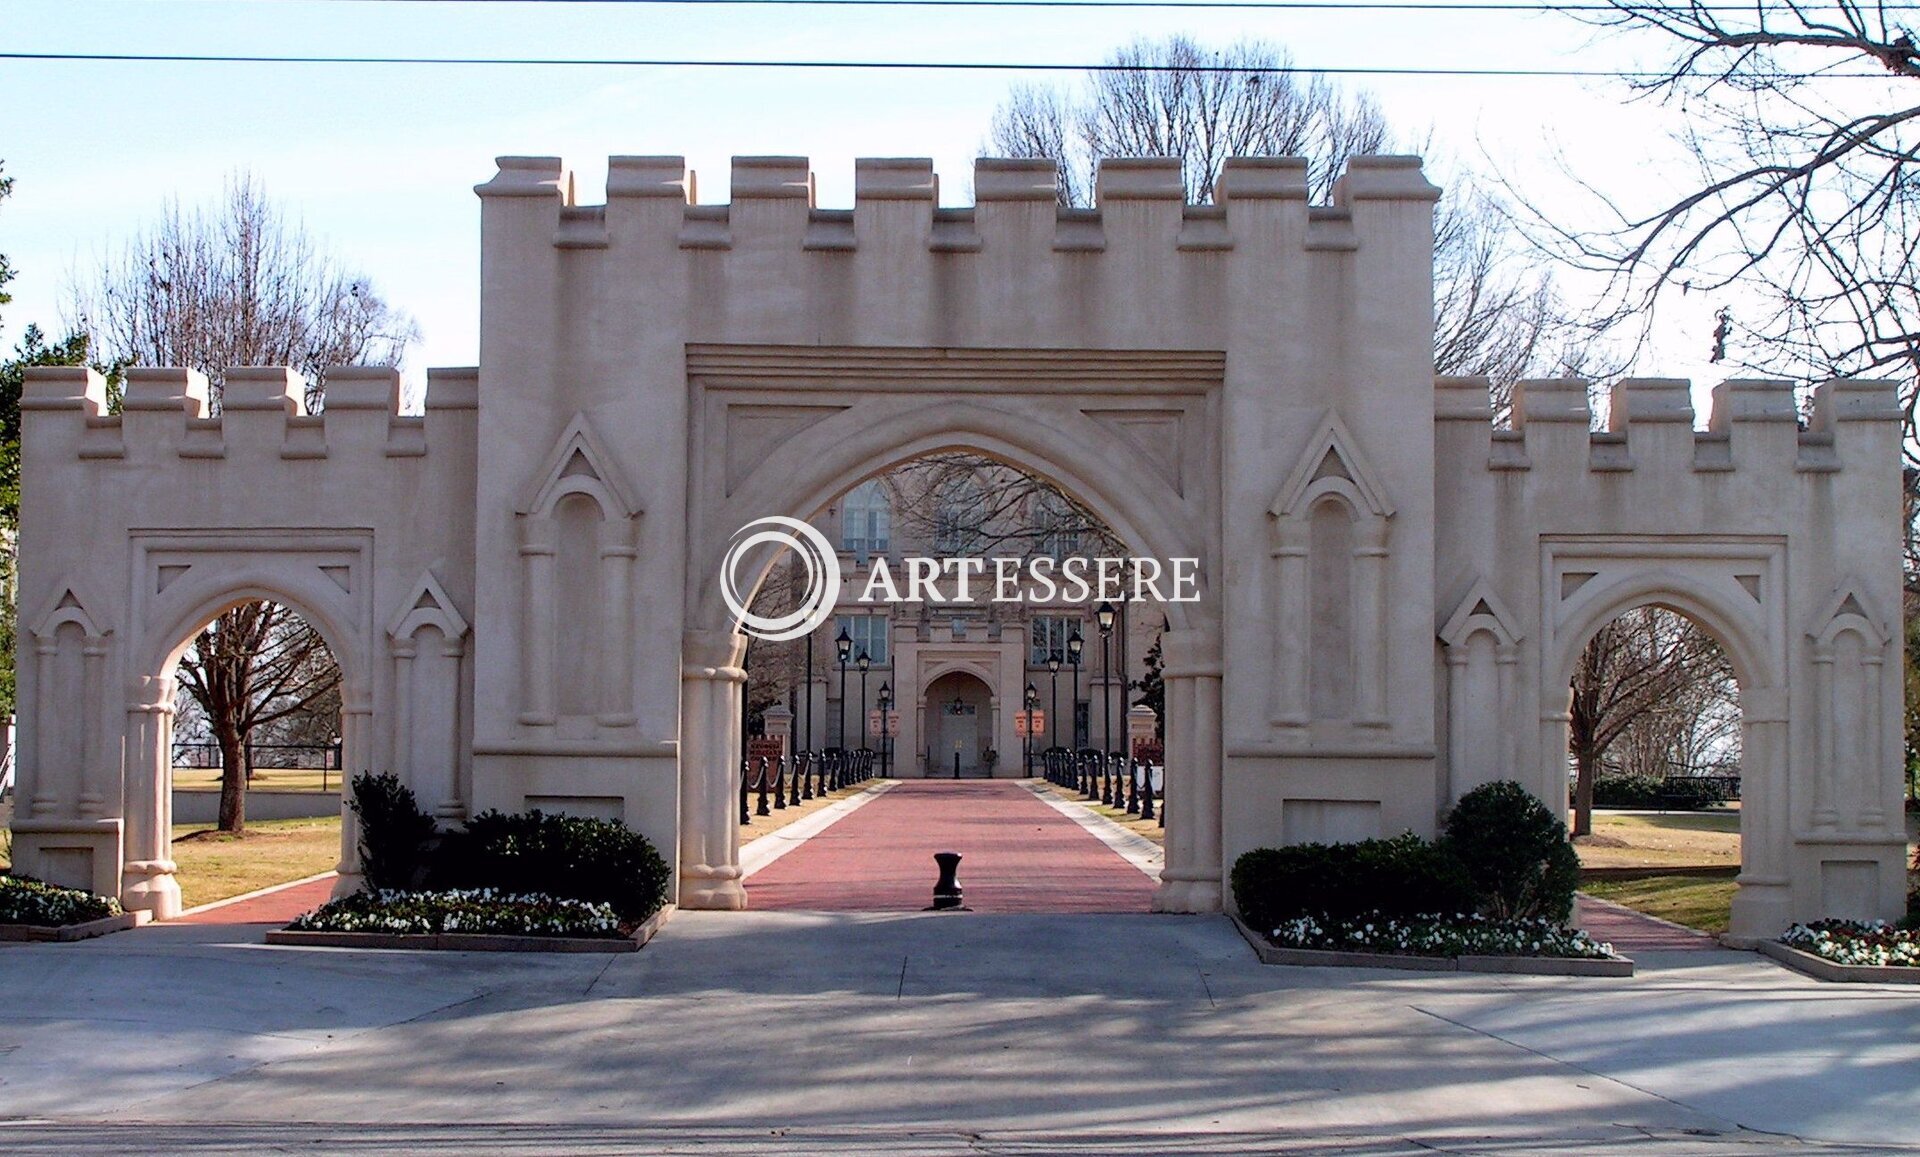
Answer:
[[953, 751, 961, 779], [755, 757, 771, 817], [1140, 765, 1155, 821], [929, 851, 965, 911], [739, 760, 752, 826]]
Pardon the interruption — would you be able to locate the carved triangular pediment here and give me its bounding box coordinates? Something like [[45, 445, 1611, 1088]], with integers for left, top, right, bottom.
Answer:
[[1808, 578, 1889, 646], [519, 413, 641, 519], [1439, 578, 1522, 648], [387, 569, 470, 642], [1269, 410, 1394, 519], [31, 582, 110, 641]]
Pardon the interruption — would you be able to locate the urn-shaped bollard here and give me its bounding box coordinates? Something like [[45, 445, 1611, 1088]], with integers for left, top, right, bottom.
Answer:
[[931, 851, 964, 910]]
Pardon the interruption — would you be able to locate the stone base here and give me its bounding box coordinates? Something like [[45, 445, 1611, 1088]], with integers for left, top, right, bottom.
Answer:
[[1229, 914, 1635, 976], [679, 869, 749, 911], [1151, 875, 1222, 914]]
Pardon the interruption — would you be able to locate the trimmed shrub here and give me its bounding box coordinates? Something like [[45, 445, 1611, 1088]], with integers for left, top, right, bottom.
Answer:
[[1591, 774, 1727, 811], [349, 772, 438, 890], [1230, 832, 1473, 933], [0, 874, 123, 926], [434, 810, 671, 924], [1442, 780, 1580, 923]]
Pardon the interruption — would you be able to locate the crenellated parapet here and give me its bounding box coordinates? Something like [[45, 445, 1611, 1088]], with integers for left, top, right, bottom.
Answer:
[[20, 364, 478, 463], [473, 152, 1439, 262], [1435, 373, 1899, 477]]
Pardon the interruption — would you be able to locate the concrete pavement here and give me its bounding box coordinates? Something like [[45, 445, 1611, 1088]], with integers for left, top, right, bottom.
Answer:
[[3, 910, 1919, 1154]]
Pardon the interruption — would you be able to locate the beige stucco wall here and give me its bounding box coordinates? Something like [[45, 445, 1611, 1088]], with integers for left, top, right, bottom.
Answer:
[[8, 151, 1905, 937]]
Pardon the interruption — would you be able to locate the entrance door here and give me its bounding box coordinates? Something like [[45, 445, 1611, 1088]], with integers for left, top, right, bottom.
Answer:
[[923, 669, 992, 776]]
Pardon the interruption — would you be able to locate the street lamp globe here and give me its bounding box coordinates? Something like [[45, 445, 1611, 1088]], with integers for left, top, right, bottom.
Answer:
[[1096, 601, 1117, 634], [835, 627, 852, 664]]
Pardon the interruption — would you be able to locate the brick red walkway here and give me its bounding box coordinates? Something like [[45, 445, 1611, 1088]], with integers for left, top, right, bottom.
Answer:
[[1574, 893, 1719, 953], [747, 780, 1158, 913], [170, 874, 339, 925]]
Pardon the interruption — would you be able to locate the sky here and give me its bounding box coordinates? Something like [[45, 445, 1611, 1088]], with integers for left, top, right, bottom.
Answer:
[[0, 0, 1742, 403]]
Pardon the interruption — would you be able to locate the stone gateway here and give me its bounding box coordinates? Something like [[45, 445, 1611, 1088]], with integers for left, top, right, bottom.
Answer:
[[8, 153, 1905, 939]]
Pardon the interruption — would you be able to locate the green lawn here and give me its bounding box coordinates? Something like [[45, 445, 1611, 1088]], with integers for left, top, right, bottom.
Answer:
[[1582, 874, 1738, 935], [170, 816, 342, 909]]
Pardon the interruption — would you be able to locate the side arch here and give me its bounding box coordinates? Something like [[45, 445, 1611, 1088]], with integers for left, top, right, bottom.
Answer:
[[123, 564, 377, 919]]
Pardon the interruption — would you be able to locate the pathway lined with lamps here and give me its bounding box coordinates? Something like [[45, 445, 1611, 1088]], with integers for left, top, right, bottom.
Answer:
[[744, 777, 1159, 912]]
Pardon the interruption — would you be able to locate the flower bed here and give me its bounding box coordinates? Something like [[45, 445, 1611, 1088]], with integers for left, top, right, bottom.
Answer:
[[0, 875, 142, 942], [1270, 911, 1617, 960], [1778, 921, 1920, 969], [0, 874, 124, 926], [285, 888, 625, 938]]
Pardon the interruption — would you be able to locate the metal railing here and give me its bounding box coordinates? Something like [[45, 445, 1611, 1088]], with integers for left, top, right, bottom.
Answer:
[[1041, 746, 1162, 827], [739, 748, 878, 825]]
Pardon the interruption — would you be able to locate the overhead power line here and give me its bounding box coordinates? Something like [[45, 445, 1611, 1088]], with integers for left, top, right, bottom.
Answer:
[[0, 50, 1898, 77], [205, 0, 1900, 11]]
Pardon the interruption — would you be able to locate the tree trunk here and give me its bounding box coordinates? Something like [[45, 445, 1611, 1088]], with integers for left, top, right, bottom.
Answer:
[[1571, 742, 1598, 838], [216, 724, 247, 834]]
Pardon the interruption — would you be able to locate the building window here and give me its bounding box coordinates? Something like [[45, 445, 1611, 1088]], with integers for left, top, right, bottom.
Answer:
[[1030, 614, 1081, 667], [932, 476, 985, 556], [841, 480, 891, 559], [1033, 490, 1084, 560], [837, 613, 889, 667]]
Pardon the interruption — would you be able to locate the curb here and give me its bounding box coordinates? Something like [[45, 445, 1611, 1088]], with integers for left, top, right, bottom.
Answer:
[[1229, 914, 1634, 976], [0, 910, 149, 943], [263, 904, 674, 953], [1757, 938, 1920, 984]]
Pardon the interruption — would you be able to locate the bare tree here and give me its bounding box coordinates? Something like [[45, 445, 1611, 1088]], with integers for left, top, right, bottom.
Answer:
[[987, 35, 1593, 401], [1567, 607, 1738, 836], [173, 603, 342, 832], [70, 175, 415, 831], [1533, 2, 1919, 438], [72, 175, 415, 410], [886, 455, 1125, 562]]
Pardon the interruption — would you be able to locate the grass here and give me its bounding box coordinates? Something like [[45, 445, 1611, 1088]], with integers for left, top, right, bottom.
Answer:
[[1582, 875, 1739, 935], [172, 767, 340, 793], [169, 816, 342, 910], [1034, 777, 1166, 844], [1574, 811, 1742, 871]]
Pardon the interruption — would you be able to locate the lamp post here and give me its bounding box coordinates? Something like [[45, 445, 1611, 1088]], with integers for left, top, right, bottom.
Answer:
[[1066, 629, 1084, 750], [835, 626, 852, 751], [1024, 682, 1038, 776], [856, 650, 871, 751], [803, 628, 814, 755], [1067, 629, 1082, 748], [1097, 601, 1116, 758], [1047, 650, 1061, 753], [877, 682, 892, 777]]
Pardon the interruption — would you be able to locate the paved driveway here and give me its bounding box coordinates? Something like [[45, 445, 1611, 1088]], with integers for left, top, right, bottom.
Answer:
[[2, 911, 1917, 1155]]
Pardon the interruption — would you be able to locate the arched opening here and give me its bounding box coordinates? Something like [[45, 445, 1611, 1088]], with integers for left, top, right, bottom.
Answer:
[[924, 670, 992, 777], [725, 447, 1178, 913], [125, 583, 366, 920], [1558, 602, 1746, 936]]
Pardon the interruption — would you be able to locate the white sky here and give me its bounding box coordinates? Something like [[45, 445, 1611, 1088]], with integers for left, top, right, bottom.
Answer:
[[1, 0, 1740, 402]]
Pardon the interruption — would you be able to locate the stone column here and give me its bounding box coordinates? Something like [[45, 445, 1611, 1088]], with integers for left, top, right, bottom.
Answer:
[[331, 682, 373, 897], [29, 638, 59, 817], [1352, 518, 1389, 727], [435, 632, 468, 820], [1269, 530, 1309, 727], [1729, 685, 1791, 939], [679, 629, 749, 909], [1152, 627, 1224, 913], [122, 675, 181, 919], [518, 517, 557, 726], [598, 518, 639, 727]]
